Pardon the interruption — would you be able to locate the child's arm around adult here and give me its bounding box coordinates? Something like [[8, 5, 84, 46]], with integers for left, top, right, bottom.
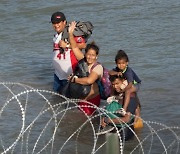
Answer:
[[120, 81, 133, 92], [109, 70, 122, 76]]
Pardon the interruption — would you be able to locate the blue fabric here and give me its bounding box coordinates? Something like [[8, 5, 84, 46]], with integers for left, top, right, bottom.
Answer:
[[127, 97, 137, 115], [113, 66, 141, 84], [53, 74, 68, 92]]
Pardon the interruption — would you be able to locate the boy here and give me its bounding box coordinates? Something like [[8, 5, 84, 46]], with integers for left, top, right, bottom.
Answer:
[[98, 75, 135, 138], [99, 75, 142, 135]]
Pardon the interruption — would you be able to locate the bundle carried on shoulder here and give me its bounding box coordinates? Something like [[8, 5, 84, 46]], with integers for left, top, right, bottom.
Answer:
[[62, 21, 94, 42], [60, 59, 91, 99]]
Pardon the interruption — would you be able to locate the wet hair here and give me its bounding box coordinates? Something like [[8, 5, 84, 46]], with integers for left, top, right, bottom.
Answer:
[[85, 41, 99, 55], [115, 50, 129, 63], [109, 75, 125, 83]]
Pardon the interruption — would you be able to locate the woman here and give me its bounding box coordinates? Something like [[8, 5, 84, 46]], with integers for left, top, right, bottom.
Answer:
[[68, 21, 103, 115]]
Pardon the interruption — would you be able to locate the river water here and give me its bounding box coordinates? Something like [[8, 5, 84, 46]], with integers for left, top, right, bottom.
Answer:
[[0, 0, 180, 153]]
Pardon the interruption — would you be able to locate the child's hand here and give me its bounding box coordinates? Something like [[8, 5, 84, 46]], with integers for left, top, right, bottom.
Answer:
[[120, 80, 128, 89], [117, 72, 122, 76]]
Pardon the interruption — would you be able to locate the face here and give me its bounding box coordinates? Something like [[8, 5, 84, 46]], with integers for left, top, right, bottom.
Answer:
[[52, 21, 66, 34], [116, 59, 128, 71], [85, 49, 97, 65], [111, 78, 123, 93]]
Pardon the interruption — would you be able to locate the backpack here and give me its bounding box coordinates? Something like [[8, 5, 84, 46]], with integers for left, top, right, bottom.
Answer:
[[61, 21, 94, 42], [91, 62, 112, 100]]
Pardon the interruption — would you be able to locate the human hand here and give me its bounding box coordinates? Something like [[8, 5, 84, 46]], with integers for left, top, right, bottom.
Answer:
[[68, 74, 78, 83], [120, 80, 128, 89], [117, 108, 126, 116], [107, 96, 117, 104], [59, 40, 67, 48], [117, 72, 122, 76], [68, 74, 73, 81], [101, 120, 107, 128], [68, 21, 76, 34]]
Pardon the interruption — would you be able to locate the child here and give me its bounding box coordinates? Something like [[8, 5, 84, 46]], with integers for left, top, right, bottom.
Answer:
[[99, 75, 142, 135], [98, 75, 137, 139], [109, 50, 141, 113], [100, 75, 129, 129]]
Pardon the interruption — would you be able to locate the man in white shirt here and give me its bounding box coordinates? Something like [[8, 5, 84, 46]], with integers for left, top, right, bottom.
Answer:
[[50, 12, 86, 92]]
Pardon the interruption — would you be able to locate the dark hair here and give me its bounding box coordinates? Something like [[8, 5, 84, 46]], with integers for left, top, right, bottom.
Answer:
[[115, 50, 129, 63], [85, 41, 99, 55], [109, 75, 125, 83]]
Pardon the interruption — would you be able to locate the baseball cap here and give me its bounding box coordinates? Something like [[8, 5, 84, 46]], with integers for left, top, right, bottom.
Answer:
[[50, 12, 66, 24]]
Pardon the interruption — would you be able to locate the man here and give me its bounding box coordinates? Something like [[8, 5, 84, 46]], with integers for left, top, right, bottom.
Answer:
[[50, 12, 86, 92], [97, 75, 142, 140]]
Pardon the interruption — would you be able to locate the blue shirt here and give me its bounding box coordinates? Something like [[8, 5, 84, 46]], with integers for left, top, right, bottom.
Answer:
[[113, 66, 141, 84]]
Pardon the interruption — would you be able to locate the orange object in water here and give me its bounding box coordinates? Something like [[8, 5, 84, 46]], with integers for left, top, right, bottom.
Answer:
[[134, 118, 143, 129]]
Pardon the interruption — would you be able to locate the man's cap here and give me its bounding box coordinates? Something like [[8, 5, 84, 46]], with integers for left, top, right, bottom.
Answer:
[[50, 12, 66, 24]]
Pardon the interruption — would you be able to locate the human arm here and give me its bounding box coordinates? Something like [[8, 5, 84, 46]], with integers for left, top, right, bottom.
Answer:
[[71, 64, 103, 85], [100, 117, 107, 128], [104, 112, 131, 125], [109, 70, 122, 76], [73, 70, 99, 85], [120, 81, 133, 92], [68, 21, 85, 60], [121, 67, 137, 92]]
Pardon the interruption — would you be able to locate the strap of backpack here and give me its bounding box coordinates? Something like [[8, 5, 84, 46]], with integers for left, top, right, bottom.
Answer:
[[90, 62, 101, 72], [90, 62, 103, 85]]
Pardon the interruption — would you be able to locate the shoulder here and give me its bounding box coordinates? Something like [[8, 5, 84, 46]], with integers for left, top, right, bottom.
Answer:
[[125, 66, 133, 73], [92, 63, 103, 71], [91, 63, 103, 76]]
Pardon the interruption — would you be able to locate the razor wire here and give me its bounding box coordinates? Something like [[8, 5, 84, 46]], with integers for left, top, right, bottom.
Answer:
[[0, 82, 179, 154]]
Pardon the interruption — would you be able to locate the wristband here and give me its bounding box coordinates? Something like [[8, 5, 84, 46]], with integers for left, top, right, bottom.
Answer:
[[73, 75, 78, 82]]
